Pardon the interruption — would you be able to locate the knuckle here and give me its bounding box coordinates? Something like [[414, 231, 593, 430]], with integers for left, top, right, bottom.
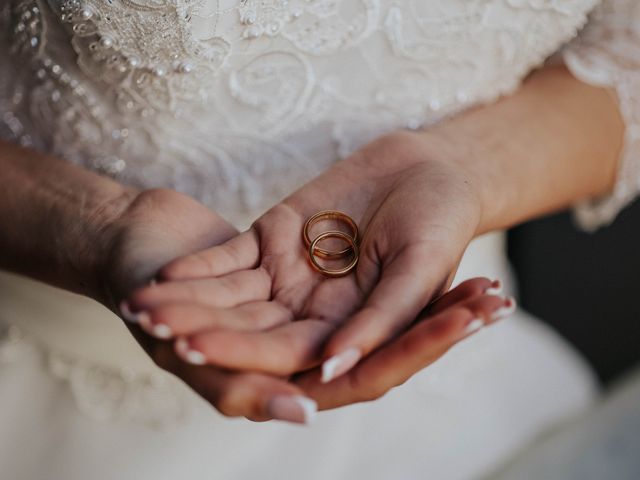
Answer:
[[432, 310, 467, 339], [398, 333, 420, 357], [219, 274, 241, 294], [221, 242, 242, 264], [194, 252, 216, 276], [213, 386, 243, 418], [362, 384, 387, 402], [348, 369, 387, 403]]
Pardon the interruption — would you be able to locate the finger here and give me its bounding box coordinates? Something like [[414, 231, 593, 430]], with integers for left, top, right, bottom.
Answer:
[[321, 245, 451, 383], [174, 320, 335, 375], [134, 301, 293, 339], [126, 268, 272, 313], [297, 295, 516, 410], [427, 277, 502, 316], [158, 229, 260, 281], [153, 343, 316, 423]]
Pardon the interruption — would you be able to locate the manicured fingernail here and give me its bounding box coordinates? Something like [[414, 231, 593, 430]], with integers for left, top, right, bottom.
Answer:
[[268, 395, 317, 424], [491, 296, 517, 321], [322, 347, 362, 383], [137, 312, 173, 339], [485, 279, 503, 295], [175, 337, 206, 365], [462, 318, 484, 337], [119, 301, 139, 323]]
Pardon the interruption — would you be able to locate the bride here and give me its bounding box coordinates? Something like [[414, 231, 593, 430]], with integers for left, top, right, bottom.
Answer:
[[1, 0, 638, 478]]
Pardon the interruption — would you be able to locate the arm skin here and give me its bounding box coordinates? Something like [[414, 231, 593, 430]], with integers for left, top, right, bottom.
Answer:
[[426, 64, 624, 235], [0, 140, 136, 303]]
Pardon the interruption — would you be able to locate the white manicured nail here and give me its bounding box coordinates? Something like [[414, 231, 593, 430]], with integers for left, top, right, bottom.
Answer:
[[485, 279, 503, 295], [153, 324, 173, 339], [137, 312, 172, 339], [463, 318, 484, 337], [176, 337, 206, 365], [119, 301, 139, 323], [322, 347, 362, 383], [491, 296, 517, 321], [268, 395, 318, 424]]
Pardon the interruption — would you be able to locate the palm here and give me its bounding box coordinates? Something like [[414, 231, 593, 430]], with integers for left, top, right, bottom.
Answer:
[[257, 158, 477, 363]]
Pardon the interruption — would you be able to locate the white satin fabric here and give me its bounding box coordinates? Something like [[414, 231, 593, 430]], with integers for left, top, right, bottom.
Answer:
[[0, 233, 597, 480], [1, 0, 639, 478]]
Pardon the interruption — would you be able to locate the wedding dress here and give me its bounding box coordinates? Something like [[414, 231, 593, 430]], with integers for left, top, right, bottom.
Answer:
[[0, 1, 638, 479]]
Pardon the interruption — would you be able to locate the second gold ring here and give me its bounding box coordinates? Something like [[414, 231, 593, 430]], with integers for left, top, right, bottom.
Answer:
[[308, 230, 359, 278]]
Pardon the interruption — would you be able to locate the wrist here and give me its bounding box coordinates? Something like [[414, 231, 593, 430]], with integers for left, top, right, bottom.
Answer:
[[64, 183, 140, 304], [414, 128, 505, 236], [419, 65, 625, 236], [0, 141, 143, 302]]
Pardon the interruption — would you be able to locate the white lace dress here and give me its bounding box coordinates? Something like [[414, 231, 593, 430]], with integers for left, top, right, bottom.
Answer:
[[0, 1, 638, 479]]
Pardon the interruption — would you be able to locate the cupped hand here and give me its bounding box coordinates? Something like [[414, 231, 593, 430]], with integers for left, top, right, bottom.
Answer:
[[103, 188, 316, 423], [126, 132, 515, 410]]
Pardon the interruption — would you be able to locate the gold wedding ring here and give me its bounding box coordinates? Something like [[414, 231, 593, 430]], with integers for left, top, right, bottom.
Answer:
[[303, 210, 359, 259], [308, 231, 359, 278], [303, 210, 359, 277]]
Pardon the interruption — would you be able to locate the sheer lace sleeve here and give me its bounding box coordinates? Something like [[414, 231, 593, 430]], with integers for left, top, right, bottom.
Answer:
[[564, 0, 640, 231]]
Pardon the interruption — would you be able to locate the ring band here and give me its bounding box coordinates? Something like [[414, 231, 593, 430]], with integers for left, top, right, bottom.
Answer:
[[303, 210, 358, 259], [308, 230, 359, 277]]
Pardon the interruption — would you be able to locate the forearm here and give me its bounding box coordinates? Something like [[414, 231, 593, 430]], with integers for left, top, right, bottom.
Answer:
[[0, 140, 137, 297], [425, 64, 625, 235]]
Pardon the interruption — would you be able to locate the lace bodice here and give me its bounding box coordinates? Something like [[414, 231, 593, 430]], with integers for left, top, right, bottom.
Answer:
[[4, 0, 638, 227]]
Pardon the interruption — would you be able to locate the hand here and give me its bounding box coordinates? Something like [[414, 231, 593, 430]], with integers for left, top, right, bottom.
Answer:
[[126, 132, 515, 410], [129, 274, 513, 414], [104, 188, 314, 423]]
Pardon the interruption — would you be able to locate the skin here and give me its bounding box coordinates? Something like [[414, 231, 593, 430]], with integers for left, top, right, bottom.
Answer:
[[0, 65, 625, 422]]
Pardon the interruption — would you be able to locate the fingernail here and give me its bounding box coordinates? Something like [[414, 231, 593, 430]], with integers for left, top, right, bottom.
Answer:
[[175, 337, 206, 365], [322, 347, 362, 383], [137, 312, 173, 339], [462, 318, 484, 337], [119, 301, 140, 323], [491, 296, 517, 321], [268, 395, 318, 424], [485, 279, 503, 295]]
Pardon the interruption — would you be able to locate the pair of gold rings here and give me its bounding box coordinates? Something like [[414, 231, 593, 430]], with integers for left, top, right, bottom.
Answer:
[[303, 210, 359, 277]]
